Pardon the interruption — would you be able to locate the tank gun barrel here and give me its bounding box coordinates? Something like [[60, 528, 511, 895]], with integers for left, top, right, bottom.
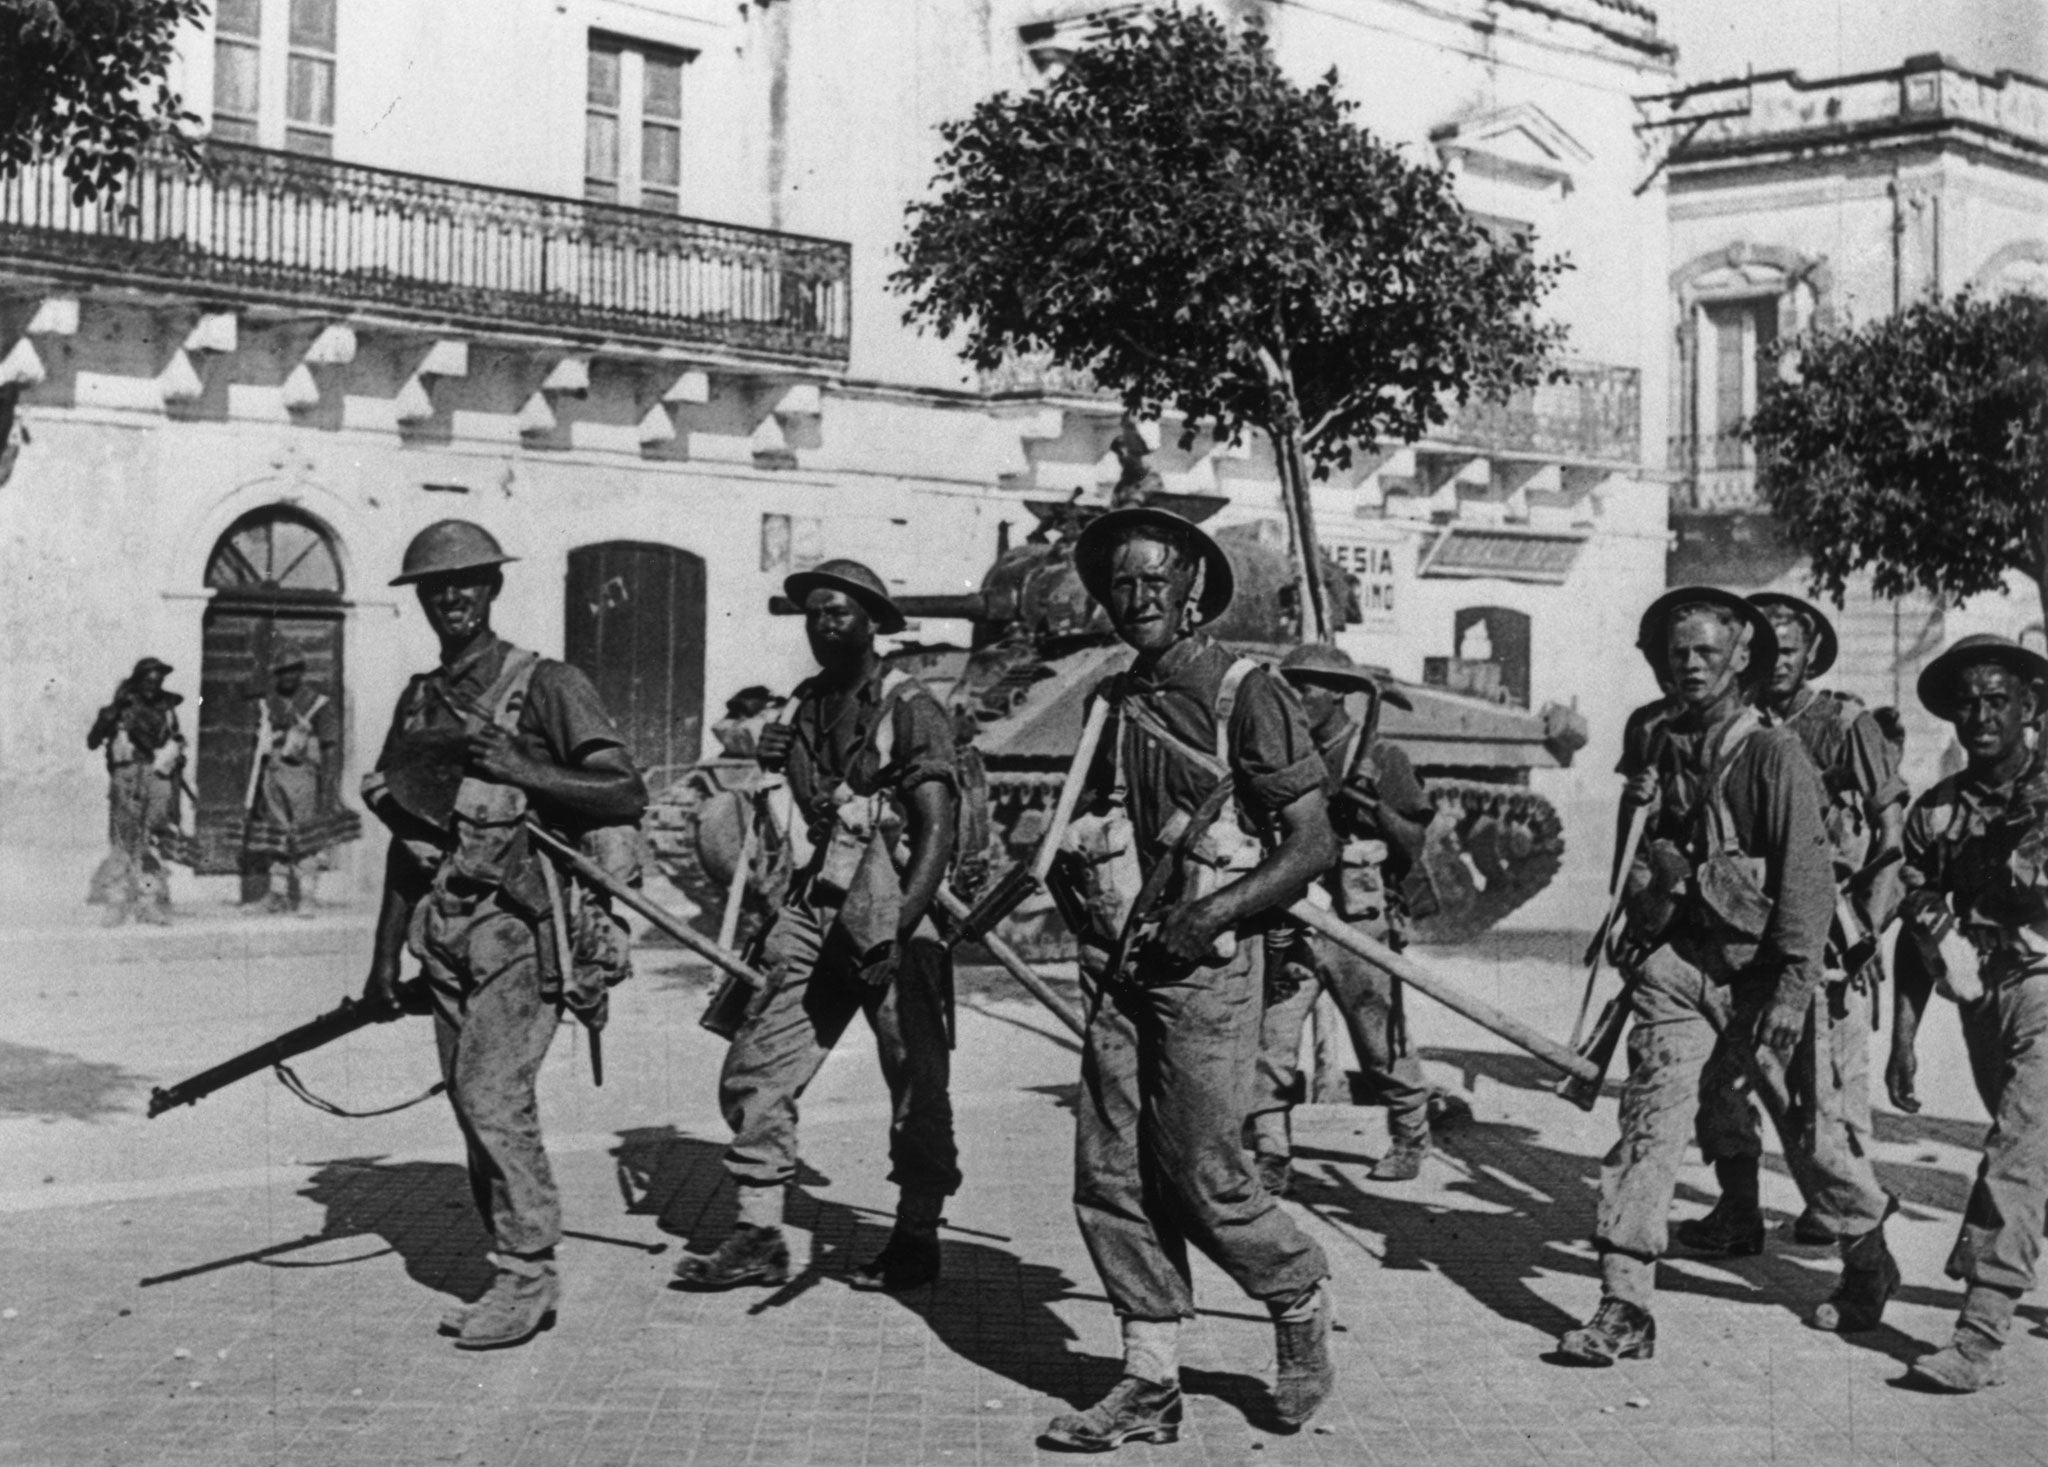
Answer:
[[767, 590, 1013, 622]]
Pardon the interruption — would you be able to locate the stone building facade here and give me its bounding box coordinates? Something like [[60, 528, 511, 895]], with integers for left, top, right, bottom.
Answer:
[[1659, 54, 2048, 791], [0, 0, 1675, 922]]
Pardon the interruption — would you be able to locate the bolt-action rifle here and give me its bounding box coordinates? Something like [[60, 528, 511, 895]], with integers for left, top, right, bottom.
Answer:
[[147, 990, 419, 1118]]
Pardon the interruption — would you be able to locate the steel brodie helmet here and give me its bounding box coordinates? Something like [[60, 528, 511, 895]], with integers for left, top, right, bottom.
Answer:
[[1277, 643, 1413, 710], [390, 520, 519, 587], [784, 558, 908, 635]]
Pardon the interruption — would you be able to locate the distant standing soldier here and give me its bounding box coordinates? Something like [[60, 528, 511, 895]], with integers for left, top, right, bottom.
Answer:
[[86, 656, 186, 926], [1677, 592, 1907, 1255], [1246, 643, 1438, 1192], [243, 648, 354, 914], [1557, 588, 1898, 1364], [1890, 634, 2048, 1392], [672, 559, 962, 1296], [359, 520, 648, 1350], [1040, 507, 1338, 1450]]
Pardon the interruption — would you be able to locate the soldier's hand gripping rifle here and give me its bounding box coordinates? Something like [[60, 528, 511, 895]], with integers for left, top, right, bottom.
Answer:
[[147, 988, 424, 1118]]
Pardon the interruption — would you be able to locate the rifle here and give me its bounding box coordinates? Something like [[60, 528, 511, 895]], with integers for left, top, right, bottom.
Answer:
[[148, 993, 411, 1118], [1102, 701, 1598, 1082]]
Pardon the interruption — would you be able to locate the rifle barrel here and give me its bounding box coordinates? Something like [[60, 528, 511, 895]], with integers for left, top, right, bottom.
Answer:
[[147, 998, 381, 1118]]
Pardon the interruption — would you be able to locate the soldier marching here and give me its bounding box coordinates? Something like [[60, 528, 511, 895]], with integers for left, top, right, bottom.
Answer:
[[162, 505, 2048, 1428]]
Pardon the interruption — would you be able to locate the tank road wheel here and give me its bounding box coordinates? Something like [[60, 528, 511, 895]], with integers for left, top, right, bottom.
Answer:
[[1408, 781, 1566, 946]]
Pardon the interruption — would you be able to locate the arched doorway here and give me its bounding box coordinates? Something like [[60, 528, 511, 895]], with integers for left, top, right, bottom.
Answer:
[[194, 507, 349, 879], [564, 541, 705, 789]]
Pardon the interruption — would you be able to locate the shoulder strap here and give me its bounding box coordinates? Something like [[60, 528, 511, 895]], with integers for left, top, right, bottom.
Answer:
[[869, 667, 916, 769], [484, 647, 542, 733], [1214, 657, 1258, 763], [1704, 708, 1766, 851]]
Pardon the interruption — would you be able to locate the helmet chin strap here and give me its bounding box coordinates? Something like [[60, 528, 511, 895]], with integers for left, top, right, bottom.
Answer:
[[1179, 558, 1207, 633]]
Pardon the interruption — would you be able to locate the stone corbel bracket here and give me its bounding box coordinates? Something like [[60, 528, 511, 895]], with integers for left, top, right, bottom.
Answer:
[[395, 339, 469, 425], [282, 323, 358, 412], [750, 381, 824, 468], [0, 296, 80, 391], [161, 311, 236, 407], [638, 366, 711, 450], [518, 354, 592, 438]]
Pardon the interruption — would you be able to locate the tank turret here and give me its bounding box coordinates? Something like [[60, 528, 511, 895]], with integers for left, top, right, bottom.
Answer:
[[649, 489, 1580, 957]]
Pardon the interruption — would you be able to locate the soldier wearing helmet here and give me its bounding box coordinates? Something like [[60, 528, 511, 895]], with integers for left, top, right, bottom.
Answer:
[[1675, 592, 1907, 1259], [359, 519, 648, 1351], [1892, 634, 2048, 1392], [1245, 643, 1439, 1192], [1038, 506, 1339, 1450], [1558, 587, 1898, 1366], [86, 655, 187, 925], [671, 557, 963, 1297]]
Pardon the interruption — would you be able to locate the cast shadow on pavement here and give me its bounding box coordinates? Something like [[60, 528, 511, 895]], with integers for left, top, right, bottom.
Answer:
[[139, 1157, 496, 1305], [1295, 1049, 1977, 1368], [609, 1125, 1263, 1413], [0, 1038, 147, 1122]]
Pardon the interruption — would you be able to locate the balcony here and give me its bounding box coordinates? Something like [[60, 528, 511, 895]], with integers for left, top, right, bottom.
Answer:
[[1670, 433, 1761, 512], [984, 354, 1642, 468], [0, 140, 850, 367], [1434, 361, 1641, 466]]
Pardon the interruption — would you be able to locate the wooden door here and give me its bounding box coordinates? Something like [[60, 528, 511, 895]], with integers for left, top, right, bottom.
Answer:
[[564, 541, 705, 789], [193, 508, 348, 877]]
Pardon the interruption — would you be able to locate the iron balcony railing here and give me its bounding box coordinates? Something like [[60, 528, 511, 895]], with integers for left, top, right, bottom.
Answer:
[[1437, 361, 1641, 465], [0, 140, 850, 365], [1669, 433, 1761, 512], [984, 355, 1641, 467]]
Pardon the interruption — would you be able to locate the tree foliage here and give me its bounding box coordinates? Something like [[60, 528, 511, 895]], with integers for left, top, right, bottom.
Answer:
[[1747, 291, 2048, 622], [892, 6, 1567, 476], [1, 0, 206, 203]]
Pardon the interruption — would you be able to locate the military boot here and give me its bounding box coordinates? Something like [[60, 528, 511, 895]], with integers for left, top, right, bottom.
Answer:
[[1808, 1219, 1900, 1333], [1252, 1151, 1293, 1199], [1368, 1129, 1429, 1183], [849, 1225, 940, 1292], [1557, 1297, 1657, 1365], [454, 1254, 558, 1351], [1909, 1284, 2016, 1393], [671, 1224, 791, 1290], [1673, 1157, 1765, 1256], [1270, 1282, 1335, 1428], [1041, 1376, 1183, 1451]]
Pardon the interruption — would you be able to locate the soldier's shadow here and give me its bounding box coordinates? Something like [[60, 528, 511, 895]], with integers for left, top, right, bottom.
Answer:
[[138, 1156, 497, 1306], [611, 1125, 1257, 1411], [1295, 1047, 1975, 1366]]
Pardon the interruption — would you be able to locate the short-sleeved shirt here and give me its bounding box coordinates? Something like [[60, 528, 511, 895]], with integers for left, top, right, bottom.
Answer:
[[1901, 750, 2048, 980], [377, 633, 628, 778], [1643, 706, 1835, 974], [1093, 635, 1324, 858], [784, 661, 956, 830], [1306, 702, 1431, 873]]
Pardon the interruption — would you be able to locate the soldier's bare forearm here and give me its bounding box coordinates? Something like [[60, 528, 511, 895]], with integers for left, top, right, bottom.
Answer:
[[896, 782, 956, 938], [518, 748, 648, 825], [1196, 786, 1337, 933]]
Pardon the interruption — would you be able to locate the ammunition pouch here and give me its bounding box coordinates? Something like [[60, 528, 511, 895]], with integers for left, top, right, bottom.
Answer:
[[1051, 806, 1143, 950], [1696, 849, 1771, 939]]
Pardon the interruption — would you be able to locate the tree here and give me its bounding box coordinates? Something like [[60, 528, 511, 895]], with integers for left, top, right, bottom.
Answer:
[[1747, 291, 2048, 629], [1, 0, 206, 204], [892, 6, 1566, 642]]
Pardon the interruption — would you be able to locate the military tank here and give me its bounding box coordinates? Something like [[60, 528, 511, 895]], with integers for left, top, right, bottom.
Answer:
[[646, 493, 1586, 956]]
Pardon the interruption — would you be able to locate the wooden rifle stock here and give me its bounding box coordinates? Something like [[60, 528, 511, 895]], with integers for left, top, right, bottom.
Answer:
[[148, 995, 399, 1118]]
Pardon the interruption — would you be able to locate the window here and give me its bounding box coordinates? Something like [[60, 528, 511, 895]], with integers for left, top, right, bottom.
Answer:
[[286, 0, 337, 156], [212, 0, 336, 153], [1702, 298, 1778, 466], [586, 36, 690, 212], [212, 0, 262, 144]]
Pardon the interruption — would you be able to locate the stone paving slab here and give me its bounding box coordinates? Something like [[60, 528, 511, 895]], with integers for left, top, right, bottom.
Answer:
[[2, 927, 2045, 1465]]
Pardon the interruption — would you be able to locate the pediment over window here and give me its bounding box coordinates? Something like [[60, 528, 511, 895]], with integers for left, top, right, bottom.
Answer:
[[1432, 104, 1592, 193]]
